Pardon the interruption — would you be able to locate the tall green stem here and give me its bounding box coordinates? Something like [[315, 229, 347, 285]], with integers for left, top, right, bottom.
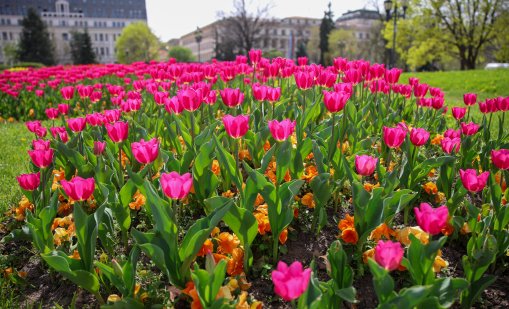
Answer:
[[190, 112, 195, 150]]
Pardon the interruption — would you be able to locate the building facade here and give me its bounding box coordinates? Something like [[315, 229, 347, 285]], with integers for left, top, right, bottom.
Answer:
[[0, 0, 147, 64], [335, 9, 381, 42], [179, 16, 321, 62]]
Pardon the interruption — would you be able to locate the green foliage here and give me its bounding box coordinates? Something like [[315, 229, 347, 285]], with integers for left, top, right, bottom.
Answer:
[[70, 30, 97, 65], [263, 49, 284, 59], [319, 2, 335, 65], [17, 8, 54, 65], [115, 22, 160, 63], [168, 46, 196, 63], [191, 255, 228, 308]]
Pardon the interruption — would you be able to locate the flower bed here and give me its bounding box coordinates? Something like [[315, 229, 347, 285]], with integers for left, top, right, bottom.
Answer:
[[1, 52, 508, 308]]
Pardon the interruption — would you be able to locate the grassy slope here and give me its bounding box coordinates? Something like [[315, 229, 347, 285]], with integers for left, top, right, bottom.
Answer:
[[0, 122, 32, 214]]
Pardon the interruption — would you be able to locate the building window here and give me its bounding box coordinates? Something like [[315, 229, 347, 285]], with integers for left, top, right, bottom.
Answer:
[[282, 29, 286, 36], [9, 32, 13, 40], [62, 33, 69, 41], [94, 33, 98, 41], [99, 33, 103, 41], [106, 47, 109, 55], [271, 39, 277, 49], [273, 29, 277, 35], [359, 33, 363, 39], [280, 39, 286, 48], [105, 34, 108, 41], [366, 33, 370, 39], [2, 32, 7, 40], [100, 47, 104, 55]]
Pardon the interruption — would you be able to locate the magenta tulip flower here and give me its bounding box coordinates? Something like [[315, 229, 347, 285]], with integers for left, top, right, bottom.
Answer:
[[177, 88, 201, 111], [26, 121, 42, 133], [94, 141, 106, 156], [271, 261, 312, 301], [160, 172, 193, 200], [220, 88, 244, 108], [444, 129, 461, 139], [294, 71, 314, 89], [374, 240, 404, 271], [252, 83, 268, 101], [410, 128, 430, 147], [460, 122, 480, 136], [17, 172, 41, 191], [45, 108, 59, 120], [249, 49, 262, 66], [323, 90, 350, 113], [105, 121, 129, 143], [131, 138, 159, 164], [223, 114, 249, 139], [58, 104, 69, 115], [32, 139, 51, 150], [28, 149, 54, 168], [463, 93, 477, 106], [441, 137, 461, 154], [165, 96, 184, 115], [492, 149, 509, 170], [459, 169, 489, 192], [268, 119, 296, 142], [60, 86, 75, 100], [266, 87, 281, 103], [414, 203, 449, 235], [61, 176, 95, 201], [383, 126, 406, 148], [67, 117, 87, 132], [451, 107, 467, 120], [355, 155, 377, 176]]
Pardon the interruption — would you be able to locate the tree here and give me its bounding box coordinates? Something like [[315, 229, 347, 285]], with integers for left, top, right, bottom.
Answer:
[[306, 26, 321, 64], [115, 22, 160, 63], [3, 43, 18, 67], [328, 28, 358, 59], [17, 8, 54, 65], [319, 2, 335, 65], [70, 30, 96, 64], [217, 0, 272, 55], [429, 0, 503, 70], [489, 8, 509, 62], [296, 41, 308, 59], [168, 46, 196, 62]]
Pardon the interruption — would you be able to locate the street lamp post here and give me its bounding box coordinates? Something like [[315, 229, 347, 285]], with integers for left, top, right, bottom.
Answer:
[[384, 0, 408, 68], [194, 27, 203, 62]]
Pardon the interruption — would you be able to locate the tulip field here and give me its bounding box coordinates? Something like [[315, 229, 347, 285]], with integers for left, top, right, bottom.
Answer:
[[0, 53, 508, 308]]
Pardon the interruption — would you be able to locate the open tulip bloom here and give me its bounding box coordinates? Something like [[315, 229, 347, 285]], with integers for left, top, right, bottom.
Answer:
[[61, 176, 95, 201], [414, 203, 449, 235], [271, 261, 311, 301], [459, 169, 489, 192]]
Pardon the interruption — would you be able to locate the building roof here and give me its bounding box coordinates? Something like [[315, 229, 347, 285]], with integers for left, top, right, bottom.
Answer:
[[336, 9, 381, 22]]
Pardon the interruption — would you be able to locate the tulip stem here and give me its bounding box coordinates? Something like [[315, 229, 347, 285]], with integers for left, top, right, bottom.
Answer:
[[118, 143, 124, 187], [235, 138, 241, 190], [329, 113, 336, 168], [190, 112, 195, 150]]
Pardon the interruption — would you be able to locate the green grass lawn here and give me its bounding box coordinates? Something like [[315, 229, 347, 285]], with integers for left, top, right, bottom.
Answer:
[[0, 122, 32, 215]]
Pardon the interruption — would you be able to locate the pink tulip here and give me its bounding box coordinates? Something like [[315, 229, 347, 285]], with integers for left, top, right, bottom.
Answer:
[[60, 86, 75, 100], [103, 109, 121, 123], [90, 91, 102, 103], [249, 49, 262, 66], [58, 104, 70, 115], [355, 155, 378, 176], [17, 172, 41, 191], [165, 96, 184, 114], [28, 149, 54, 168], [459, 169, 489, 192], [61, 176, 95, 201], [45, 108, 59, 120], [220, 88, 244, 108], [374, 240, 404, 271], [297, 57, 308, 66], [384, 68, 402, 84], [35, 126, 48, 138], [35, 89, 44, 97], [153, 91, 168, 105], [105, 121, 129, 143], [223, 115, 249, 139], [323, 90, 350, 113], [460, 122, 480, 136], [252, 83, 268, 101], [268, 119, 296, 142], [451, 107, 466, 120], [58, 131, 69, 143], [160, 172, 193, 199], [271, 261, 311, 301], [441, 137, 461, 154], [67, 117, 87, 132], [77, 85, 93, 99], [431, 97, 444, 110], [26, 121, 42, 133], [32, 139, 51, 150], [294, 71, 314, 89], [266, 87, 281, 102], [177, 88, 201, 111], [410, 128, 430, 146], [463, 93, 477, 106], [414, 203, 449, 235], [444, 129, 461, 139], [204, 90, 217, 105], [492, 149, 509, 170], [413, 83, 429, 98], [131, 138, 159, 164], [86, 113, 105, 126], [382, 126, 406, 148], [94, 141, 106, 156]]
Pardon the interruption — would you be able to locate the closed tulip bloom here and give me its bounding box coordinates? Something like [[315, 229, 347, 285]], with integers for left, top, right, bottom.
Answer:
[[355, 155, 378, 176], [323, 90, 350, 113], [459, 169, 489, 192], [164, 96, 184, 114], [61, 176, 95, 201], [266, 87, 281, 102], [252, 83, 268, 101], [160, 172, 193, 199], [492, 149, 509, 170], [382, 126, 406, 148], [268, 119, 296, 142], [32, 139, 51, 150], [460, 122, 480, 136], [94, 141, 106, 156], [414, 203, 449, 235], [105, 121, 129, 143], [35, 126, 48, 138], [444, 129, 461, 139], [131, 138, 159, 164], [58, 104, 70, 115], [431, 97, 444, 110], [60, 86, 75, 100], [271, 261, 312, 301], [58, 131, 69, 143], [410, 128, 430, 146], [384, 68, 402, 84], [249, 49, 262, 66], [463, 93, 477, 106], [478, 101, 490, 114], [26, 121, 42, 133], [451, 107, 467, 120], [17, 172, 41, 191], [67, 117, 87, 132], [220, 88, 244, 107], [223, 114, 249, 139], [28, 149, 54, 168], [77, 85, 93, 99], [103, 109, 121, 123], [177, 88, 201, 111], [294, 71, 314, 89], [441, 137, 461, 154], [413, 83, 429, 98], [374, 240, 404, 271], [86, 113, 105, 126], [45, 108, 59, 120]]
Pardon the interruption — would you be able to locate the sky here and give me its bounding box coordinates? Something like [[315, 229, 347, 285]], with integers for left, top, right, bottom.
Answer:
[[146, 0, 373, 41]]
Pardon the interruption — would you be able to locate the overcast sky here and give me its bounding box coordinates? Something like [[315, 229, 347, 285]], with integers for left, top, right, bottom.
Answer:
[[146, 0, 373, 41]]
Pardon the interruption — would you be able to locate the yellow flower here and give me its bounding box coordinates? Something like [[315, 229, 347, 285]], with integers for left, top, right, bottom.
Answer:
[[431, 134, 444, 145], [363, 182, 380, 192], [423, 182, 438, 195], [395, 226, 429, 246], [433, 250, 448, 272], [129, 191, 146, 211], [301, 193, 315, 209]]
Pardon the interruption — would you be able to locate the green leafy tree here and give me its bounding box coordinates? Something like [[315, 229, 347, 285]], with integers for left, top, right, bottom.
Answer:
[[328, 28, 357, 59], [70, 30, 96, 65], [491, 9, 509, 62], [263, 49, 284, 59], [306, 26, 321, 63], [319, 2, 335, 65], [115, 22, 160, 63], [3, 43, 18, 67], [295, 41, 308, 59], [17, 8, 54, 65], [168, 46, 196, 62]]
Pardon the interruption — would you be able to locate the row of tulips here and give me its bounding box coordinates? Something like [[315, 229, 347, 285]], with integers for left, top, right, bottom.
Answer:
[[2, 50, 508, 308]]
